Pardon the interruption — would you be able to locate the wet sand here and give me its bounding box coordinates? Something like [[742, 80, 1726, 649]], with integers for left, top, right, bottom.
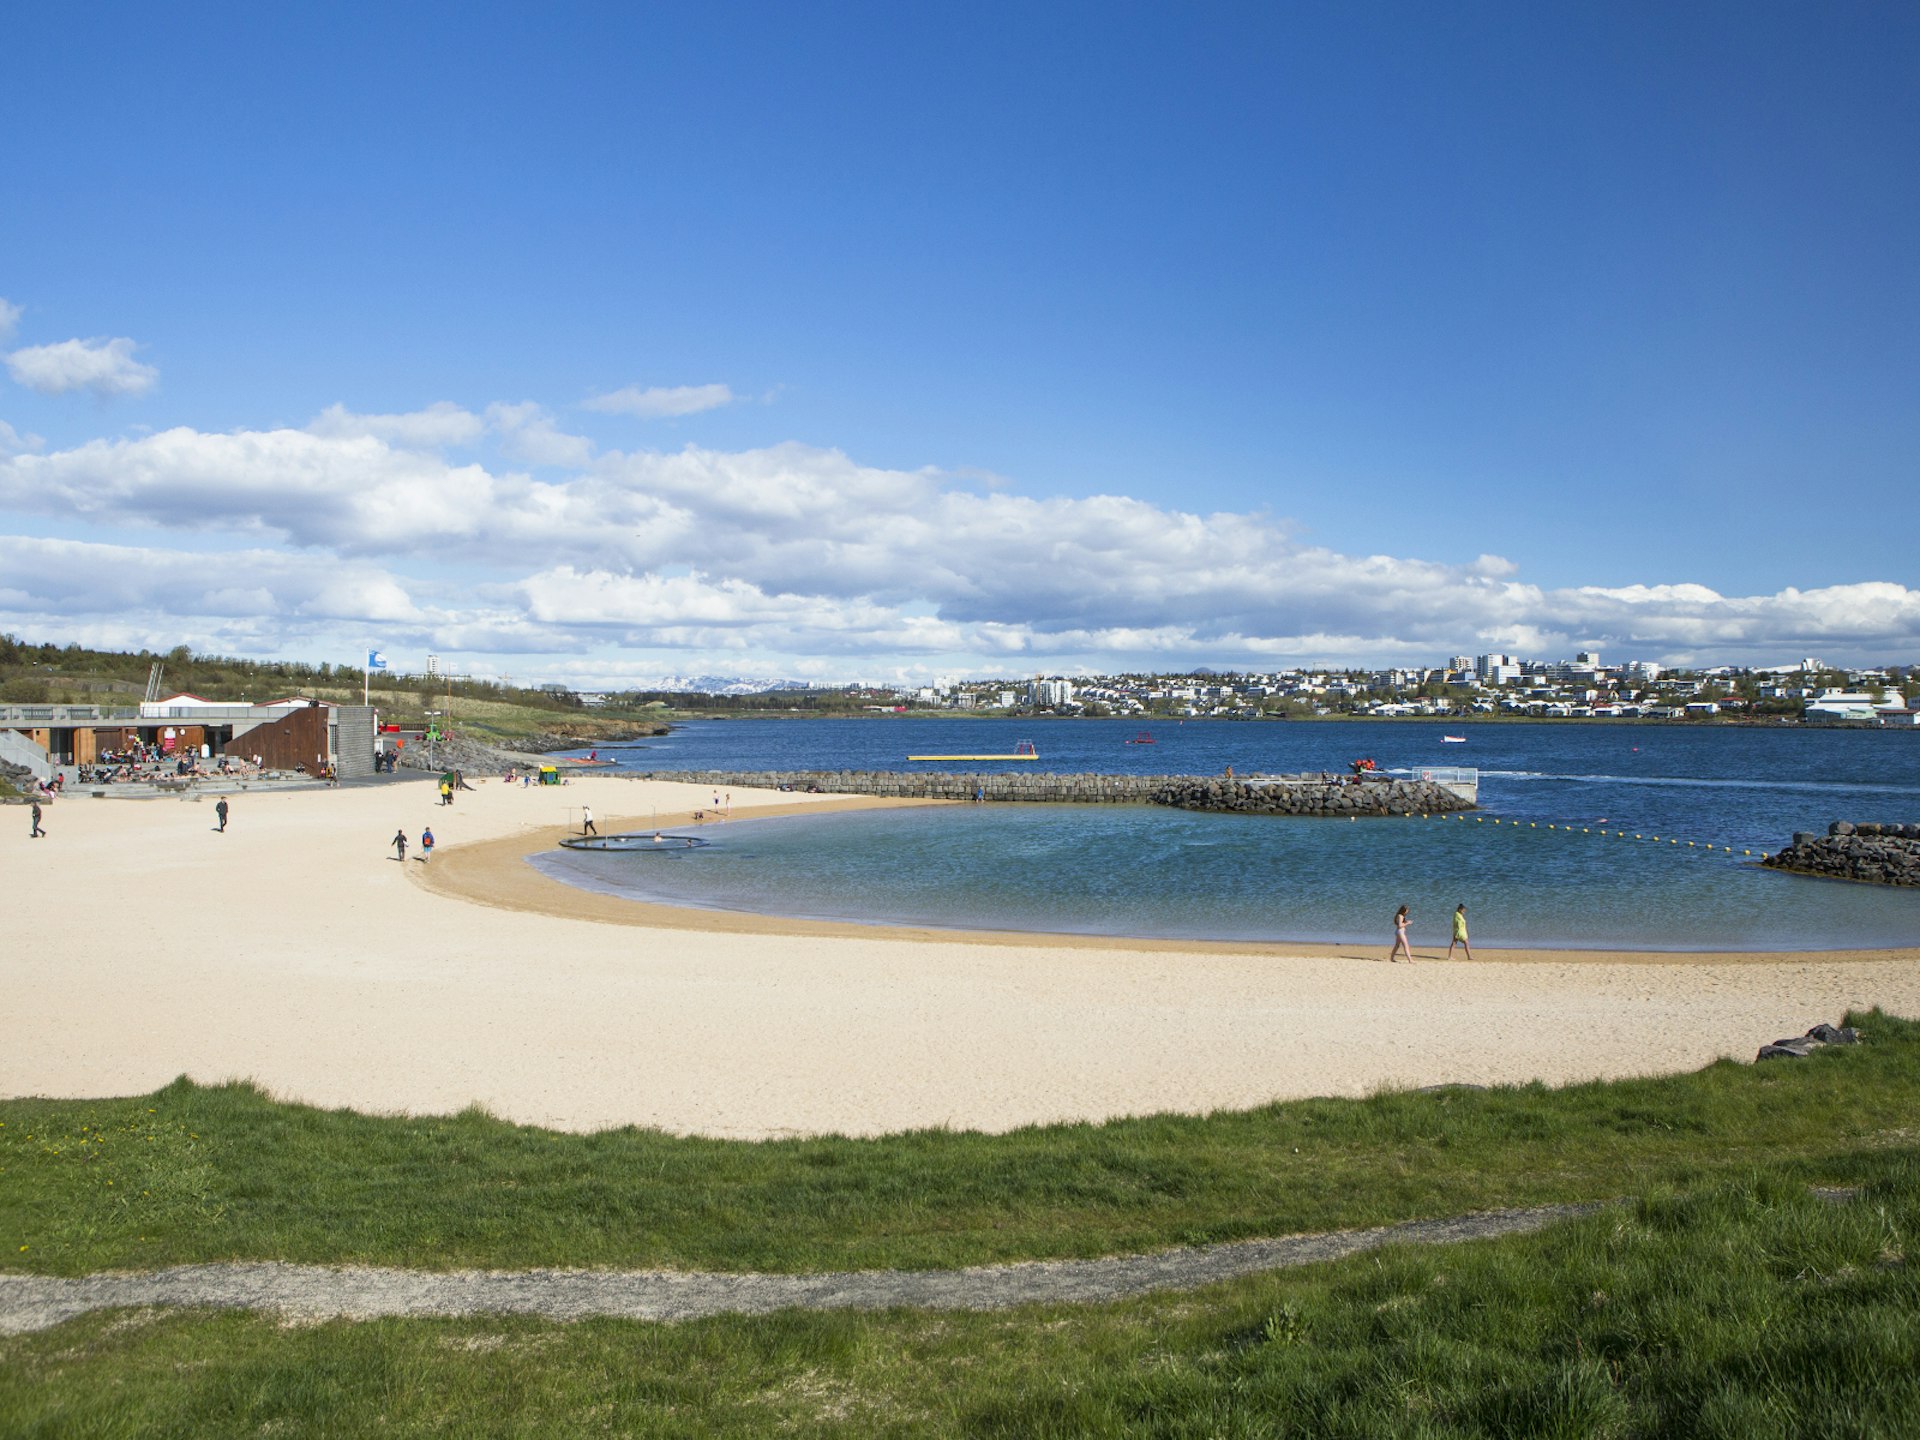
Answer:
[[6, 775, 1916, 1138]]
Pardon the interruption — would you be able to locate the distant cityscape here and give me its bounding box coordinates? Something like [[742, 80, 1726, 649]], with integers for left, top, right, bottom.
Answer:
[[584, 653, 1920, 726]]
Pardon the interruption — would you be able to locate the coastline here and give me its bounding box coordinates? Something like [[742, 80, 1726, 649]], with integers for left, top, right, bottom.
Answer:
[[428, 803, 1919, 967], [6, 775, 1918, 1138]]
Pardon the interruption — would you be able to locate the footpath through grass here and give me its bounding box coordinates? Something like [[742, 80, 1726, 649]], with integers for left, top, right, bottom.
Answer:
[[4, 1010, 1916, 1278], [2, 1158, 1915, 1436]]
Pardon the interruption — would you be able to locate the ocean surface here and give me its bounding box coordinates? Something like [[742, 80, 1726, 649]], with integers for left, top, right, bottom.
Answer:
[[532, 718, 1920, 950]]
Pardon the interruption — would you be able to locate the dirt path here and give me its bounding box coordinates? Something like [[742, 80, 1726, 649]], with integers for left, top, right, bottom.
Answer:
[[0, 1203, 1598, 1335]]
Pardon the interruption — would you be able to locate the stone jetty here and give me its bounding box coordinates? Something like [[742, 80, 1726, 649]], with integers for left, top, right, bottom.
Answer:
[[637, 770, 1476, 816], [1762, 822, 1920, 887]]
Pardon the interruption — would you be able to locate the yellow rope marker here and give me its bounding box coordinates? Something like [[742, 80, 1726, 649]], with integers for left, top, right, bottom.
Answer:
[[1530, 823, 1537, 828]]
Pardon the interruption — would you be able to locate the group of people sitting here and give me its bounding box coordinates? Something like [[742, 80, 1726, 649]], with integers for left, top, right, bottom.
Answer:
[[77, 752, 267, 786]]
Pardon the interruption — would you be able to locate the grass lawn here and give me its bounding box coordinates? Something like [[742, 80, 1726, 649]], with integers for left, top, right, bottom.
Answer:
[[1, 1160, 1914, 1437], [2, 1012, 1914, 1435], [3, 1011, 1917, 1279]]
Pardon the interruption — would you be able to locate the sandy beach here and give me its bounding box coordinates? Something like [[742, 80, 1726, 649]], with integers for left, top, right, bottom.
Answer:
[[6, 775, 1917, 1138]]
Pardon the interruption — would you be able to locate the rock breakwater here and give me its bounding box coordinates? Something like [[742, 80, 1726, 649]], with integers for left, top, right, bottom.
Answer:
[[1762, 822, 1920, 887], [635, 770, 1475, 816]]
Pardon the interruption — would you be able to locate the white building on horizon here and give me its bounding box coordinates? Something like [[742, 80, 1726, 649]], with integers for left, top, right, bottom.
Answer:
[[1028, 678, 1074, 707]]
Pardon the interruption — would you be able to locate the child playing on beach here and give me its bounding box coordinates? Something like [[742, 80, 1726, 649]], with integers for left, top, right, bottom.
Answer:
[[421, 827, 435, 863], [1447, 904, 1473, 960], [1388, 904, 1413, 963]]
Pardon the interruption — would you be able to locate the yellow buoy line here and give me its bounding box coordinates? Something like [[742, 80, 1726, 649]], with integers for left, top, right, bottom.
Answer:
[[1403, 810, 1770, 859]]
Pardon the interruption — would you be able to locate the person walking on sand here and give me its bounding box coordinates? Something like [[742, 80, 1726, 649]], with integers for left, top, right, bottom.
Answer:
[[1446, 903, 1473, 960], [581, 804, 597, 836], [215, 798, 229, 833], [392, 828, 408, 861], [1388, 904, 1414, 963], [30, 800, 45, 838], [421, 826, 434, 863]]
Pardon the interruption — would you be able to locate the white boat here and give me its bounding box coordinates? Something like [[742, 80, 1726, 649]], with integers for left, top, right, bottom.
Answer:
[[1441, 735, 1467, 743]]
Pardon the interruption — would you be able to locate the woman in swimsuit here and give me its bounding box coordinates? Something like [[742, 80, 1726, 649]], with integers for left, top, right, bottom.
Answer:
[[1389, 904, 1413, 963]]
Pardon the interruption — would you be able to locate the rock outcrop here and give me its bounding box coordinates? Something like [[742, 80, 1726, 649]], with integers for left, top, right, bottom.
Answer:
[[1761, 822, 1920, 887], [1757, 1022, 1862, 1061]]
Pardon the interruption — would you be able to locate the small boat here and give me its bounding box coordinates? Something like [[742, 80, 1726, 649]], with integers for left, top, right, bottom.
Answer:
[[909, 739, 1039, 761], [1441, 735, 1467, 743], [1125, 731, 1156, 744]]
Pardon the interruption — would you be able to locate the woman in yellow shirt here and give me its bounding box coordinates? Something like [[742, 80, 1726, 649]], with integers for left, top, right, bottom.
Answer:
[[1447, 904, 1473, 961]]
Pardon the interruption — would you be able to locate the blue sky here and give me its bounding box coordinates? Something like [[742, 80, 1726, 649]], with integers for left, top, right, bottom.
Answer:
[[2, 2, 1916, 685]]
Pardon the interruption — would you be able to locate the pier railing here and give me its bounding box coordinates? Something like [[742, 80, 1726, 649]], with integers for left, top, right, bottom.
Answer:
[[1386, 765, 1479, 802]]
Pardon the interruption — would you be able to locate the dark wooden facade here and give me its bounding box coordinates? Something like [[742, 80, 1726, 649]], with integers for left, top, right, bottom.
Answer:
[[223, 704, 329, 772]]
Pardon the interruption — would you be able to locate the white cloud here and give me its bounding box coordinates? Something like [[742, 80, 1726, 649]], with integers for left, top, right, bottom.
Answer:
[[2, 418, 1917, 675], [5, 336, 158, 397], [0, 419, 43, 457], [0, 535, 424, 624], [0, 298, 20, 342], [486, 401, 595, 468], [582, 383, 734, 418], [307, 401, 486, 449]]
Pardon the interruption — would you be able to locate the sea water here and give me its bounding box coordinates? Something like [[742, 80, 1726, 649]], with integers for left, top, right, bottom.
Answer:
[[537, 718, 1920, 950]]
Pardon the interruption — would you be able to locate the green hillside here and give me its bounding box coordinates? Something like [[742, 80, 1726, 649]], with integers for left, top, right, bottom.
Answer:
[[0, 636, 669, 746]]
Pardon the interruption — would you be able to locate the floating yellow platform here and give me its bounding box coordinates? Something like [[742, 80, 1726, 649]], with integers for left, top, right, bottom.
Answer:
[[909, 739, 1038, 761], [907, 753, 1041, 761]]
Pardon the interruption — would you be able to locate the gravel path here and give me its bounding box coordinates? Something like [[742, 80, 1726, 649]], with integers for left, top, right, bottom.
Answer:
[[0, 1203, 1598, 1335]]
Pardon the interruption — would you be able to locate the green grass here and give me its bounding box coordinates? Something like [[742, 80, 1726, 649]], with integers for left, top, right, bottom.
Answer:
[[2, 1158, 1914, 1437], [4, 1011, 1916, 1279]]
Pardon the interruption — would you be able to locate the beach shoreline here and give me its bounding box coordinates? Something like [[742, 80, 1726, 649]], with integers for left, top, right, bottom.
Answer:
[[435, 798, 1917, 966], [6, 775, 1918, 1138]]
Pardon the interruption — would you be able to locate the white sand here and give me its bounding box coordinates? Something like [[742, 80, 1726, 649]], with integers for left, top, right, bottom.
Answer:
[[5, 776, 1916, 1138]]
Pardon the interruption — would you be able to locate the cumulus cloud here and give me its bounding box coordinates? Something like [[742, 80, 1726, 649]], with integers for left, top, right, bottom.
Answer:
[[0, 298, 19, 342], [486, 401, 595, 468], [0, 419, 43, 458], [582, 382, 734, 418], [5, 336, 158, 397], [0, 535, 424, 624], [307, 401, 486, 448], [2, 418, 1917, 674]]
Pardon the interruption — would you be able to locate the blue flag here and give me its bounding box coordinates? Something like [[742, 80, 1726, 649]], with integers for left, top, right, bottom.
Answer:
[[368, 650, 388, 670]]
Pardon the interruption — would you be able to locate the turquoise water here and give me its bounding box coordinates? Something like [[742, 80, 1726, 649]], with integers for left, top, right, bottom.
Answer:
[[536, 719, 1920, 949]]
